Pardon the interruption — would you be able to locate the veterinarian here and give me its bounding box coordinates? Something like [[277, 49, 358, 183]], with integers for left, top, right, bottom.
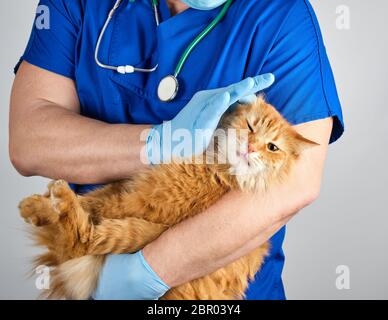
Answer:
[[10, 0, 344, 299]]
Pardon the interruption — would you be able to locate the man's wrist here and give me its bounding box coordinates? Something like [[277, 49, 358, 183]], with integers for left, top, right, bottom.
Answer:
[[146, 125, 163, 165], [138, 250, 170, 293], [142, 243, 176, 288]]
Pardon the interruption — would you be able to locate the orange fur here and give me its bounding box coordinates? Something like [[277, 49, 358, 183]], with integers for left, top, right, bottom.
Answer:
[[19, 97, 317, 300]]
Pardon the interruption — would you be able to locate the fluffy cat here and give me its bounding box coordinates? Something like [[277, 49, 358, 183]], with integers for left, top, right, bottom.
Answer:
[[19, 96, 317, 300]]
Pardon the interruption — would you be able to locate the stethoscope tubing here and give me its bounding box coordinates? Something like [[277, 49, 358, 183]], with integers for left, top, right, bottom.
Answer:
[[174, 0, 233, 78], [94, 0, 233, 101], [95, 0, 233, 76]]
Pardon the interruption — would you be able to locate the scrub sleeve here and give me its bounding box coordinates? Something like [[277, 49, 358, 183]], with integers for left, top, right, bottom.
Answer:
[[15, 0, 81, 79]]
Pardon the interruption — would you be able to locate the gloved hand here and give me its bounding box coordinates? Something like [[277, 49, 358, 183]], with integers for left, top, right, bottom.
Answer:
[[146, 74, 275, 164], [93, 251, 170, 300]]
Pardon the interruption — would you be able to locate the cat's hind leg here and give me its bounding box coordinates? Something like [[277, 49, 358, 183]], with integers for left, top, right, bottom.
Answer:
[[20, 180, 93, 261], [19, 194, 59, 227], [49, 180, 93, 246], [50, 180, 169, 256]]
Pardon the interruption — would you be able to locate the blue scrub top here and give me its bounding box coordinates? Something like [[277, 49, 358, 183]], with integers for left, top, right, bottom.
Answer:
[[16, 0, 344, 300]]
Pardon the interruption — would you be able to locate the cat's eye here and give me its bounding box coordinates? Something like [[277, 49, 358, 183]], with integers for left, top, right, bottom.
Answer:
[[267, 143, 279, 152], [246, 120, 254, 132]]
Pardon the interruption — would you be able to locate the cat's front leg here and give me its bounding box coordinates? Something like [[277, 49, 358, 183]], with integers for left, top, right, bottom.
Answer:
[[48, 180, 94, 257], [88, 217, 168, 255]]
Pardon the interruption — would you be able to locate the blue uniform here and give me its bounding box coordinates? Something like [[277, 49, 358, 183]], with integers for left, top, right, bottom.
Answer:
[[16, 0, 344, 300]]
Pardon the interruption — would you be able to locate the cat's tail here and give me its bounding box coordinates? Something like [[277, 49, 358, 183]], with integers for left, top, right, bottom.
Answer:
[[44, 255, 105, 300]]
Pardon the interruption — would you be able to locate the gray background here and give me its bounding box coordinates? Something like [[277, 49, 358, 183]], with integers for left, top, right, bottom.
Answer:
[[0, 0, 387, 299]]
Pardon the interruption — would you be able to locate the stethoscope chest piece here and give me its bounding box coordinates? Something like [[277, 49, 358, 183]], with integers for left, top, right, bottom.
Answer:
[[157, 75, 179, 102]]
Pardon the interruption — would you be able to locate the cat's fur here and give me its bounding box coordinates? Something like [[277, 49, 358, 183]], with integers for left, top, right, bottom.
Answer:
[[19, 97, 317, 300]]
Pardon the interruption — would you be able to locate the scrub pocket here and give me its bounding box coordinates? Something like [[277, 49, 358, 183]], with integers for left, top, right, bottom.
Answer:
[[110, 71, 190, 125]]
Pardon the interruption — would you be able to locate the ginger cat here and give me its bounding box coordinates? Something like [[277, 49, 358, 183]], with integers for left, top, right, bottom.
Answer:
[[19, 97, 317, 300]]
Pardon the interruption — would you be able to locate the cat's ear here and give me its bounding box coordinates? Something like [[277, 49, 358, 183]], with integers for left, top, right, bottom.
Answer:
[[293, 132, 320, 154]]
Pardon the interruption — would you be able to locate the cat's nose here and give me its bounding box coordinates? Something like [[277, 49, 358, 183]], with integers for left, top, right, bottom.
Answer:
[[248, 144, 257, 153]]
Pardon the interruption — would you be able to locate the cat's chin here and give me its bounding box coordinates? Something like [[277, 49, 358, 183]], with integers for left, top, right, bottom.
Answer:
[[228, 164, 268, 193]]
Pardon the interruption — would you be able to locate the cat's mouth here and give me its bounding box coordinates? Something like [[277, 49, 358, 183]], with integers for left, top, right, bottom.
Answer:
[[236, 150, 251, 166], [232, 150, 265, 174]]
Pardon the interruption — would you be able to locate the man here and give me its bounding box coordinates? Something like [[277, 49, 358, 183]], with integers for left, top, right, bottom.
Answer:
[[10, 0, 343, 299]]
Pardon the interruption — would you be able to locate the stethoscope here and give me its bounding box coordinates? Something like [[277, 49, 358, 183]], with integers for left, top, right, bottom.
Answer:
[[95, 0, 233, 102]]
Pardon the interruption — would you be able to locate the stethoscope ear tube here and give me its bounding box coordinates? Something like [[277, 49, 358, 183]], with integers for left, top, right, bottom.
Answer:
[[94, 0, 159, 74]]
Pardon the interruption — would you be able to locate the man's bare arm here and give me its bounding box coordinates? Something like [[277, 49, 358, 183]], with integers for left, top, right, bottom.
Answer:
[[9, 62, 150, 184], [143, 118, 332, 287]]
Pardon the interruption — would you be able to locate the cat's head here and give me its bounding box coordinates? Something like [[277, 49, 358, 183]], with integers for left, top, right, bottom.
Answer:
[[212, 96, 318, 191]]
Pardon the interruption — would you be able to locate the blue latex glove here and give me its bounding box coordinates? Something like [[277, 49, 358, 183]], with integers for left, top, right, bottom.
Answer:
[[93, 251, 170, 300], [146, 74, 275, 164]]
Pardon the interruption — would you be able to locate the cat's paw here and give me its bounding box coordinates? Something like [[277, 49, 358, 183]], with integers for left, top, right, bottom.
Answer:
[[49, 180, 77, 215], [49, 180, 91, 244], [19, 195, 59, 226]]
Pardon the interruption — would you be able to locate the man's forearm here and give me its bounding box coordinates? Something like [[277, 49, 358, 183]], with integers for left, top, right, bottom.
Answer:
[[9, 103, 150, 184], [216, 215, 292, 271], [10, 62, 151, 184]]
